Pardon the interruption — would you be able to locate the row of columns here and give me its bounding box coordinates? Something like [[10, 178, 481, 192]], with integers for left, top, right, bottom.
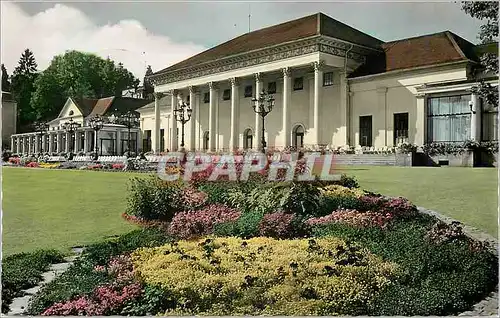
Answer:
[[153, 61, 325, 153], [12, 131, 92, 155]]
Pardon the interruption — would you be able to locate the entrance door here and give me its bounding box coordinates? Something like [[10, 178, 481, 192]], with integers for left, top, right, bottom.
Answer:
[[359, 116, 372, 147]]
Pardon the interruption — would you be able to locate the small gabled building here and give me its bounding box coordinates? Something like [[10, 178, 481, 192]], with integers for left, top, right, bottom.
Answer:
[[11, 96, 150, 155]]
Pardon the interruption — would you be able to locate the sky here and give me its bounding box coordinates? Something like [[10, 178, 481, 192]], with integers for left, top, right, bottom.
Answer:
[[1, 1, 485, 84]]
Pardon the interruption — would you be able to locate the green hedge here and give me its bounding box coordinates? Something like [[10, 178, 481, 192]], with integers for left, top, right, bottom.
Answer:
[[2, 249, 65, 314]]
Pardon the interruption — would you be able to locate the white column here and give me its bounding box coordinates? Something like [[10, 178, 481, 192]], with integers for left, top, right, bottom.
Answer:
[[74, 132, 80, 153], [153, 92, 162, 153], [470, 92, 481, 141], [208, 82, 218, 152], [116, 130, 122, 155], [83, 131, 89, 153], [313, 61, 323, 147], [195, 92, 201, 150], [415, 94, 426, 146], [170, 90, 178, 151], [65, 133, 70, 153], [189, 86, 197, 151], [254, 73, 262, 151], [11, 136, 15, 152], [16, 136, 20, 154], [56, 133, 61, 153], [377, 87, 388, 146], [230, 77, 240, 151], [282, 68, 291, 148], [339, 71, 349, 146]]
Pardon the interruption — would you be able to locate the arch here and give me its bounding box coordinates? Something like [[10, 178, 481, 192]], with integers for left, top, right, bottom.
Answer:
[[243, 128, 253, 150], [292, 124, 305, 149], [203, 131, 209, 151]]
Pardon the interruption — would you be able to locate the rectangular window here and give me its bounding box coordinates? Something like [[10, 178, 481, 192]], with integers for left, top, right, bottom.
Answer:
[[293, 77, 303, 91], [186, 95, 190, 104], [222, 89, 230, 101], [244, 85, 253, 98], [160, 129, 165, 152], [427, 95, 471, 143], [323, 72, 334, 86], [359, 115, 373, 147], [394, 113, 409, 145], [267, 82, 277, 94], [143, 130, 151, 152], [203, 92, 209, 103], [482, 109, 498, 141]]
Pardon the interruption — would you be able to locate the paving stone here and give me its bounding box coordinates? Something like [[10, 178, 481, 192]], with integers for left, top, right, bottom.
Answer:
[[23, 285, 41, 295], [7, 296, 31, 315]]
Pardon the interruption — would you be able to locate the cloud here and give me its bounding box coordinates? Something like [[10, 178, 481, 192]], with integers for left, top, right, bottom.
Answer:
[[0, 2, 205, 83]]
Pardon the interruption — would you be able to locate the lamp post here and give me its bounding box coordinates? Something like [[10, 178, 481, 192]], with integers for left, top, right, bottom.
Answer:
[[88, 115, 104, 161], [174, 100, 192, 150], [110, 111, 140, 157], [62, 117, 81, 160], [251, 89, 275, 153], [33, 121, 49, 154]]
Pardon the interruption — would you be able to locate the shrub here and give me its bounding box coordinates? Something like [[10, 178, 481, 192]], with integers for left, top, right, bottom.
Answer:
[[26, 161, 40, 168], [168, 204, 241, 239], [320, 185, 365, 198], [112, 163, 125, 170], [2, 249, 65, 313], [125, 176, 184, 221], [214, 210, 265, 239], [424, 221, 467, 245], [307, 209, 394, 229], [258, 212, 296, 238], [131, 237, 397, 316], [197, 182, 238, 206]]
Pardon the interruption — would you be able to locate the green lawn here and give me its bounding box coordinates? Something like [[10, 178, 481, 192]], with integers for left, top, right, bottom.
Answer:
[[337, 166, 498, 237], [2, 165, 497, 256], [2, 168, 138, 256]]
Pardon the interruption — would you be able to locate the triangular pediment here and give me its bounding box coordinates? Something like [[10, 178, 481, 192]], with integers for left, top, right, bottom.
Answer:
[[57, 98, 83, 119]]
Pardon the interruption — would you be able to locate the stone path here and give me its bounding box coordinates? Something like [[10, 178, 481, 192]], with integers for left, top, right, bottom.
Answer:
[[6, 248, 83, 316]]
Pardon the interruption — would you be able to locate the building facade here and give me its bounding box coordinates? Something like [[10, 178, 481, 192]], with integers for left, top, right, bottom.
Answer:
[[11, 96, 150, 155], [146, 12, 498, 153]]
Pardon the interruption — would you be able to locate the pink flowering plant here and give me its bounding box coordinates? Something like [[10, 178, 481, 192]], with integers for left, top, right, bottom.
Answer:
[[306, 209, 394, 229], [168, 204, 241, 239], [42, 255, 142, 316], [258, 211, 297, 238]]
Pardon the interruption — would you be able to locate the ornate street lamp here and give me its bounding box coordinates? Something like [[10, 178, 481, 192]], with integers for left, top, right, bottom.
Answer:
[[33, 121, 49, 154], [251, 89, 275, 153], [110, 111, 140, 157], [174, 100, 192, 149], [63, 117, 81, 159], [88, 115, 104, 161]]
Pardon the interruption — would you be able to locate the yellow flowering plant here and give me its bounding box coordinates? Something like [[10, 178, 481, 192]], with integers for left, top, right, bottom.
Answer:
[[131, 237, 398, 315], [320, 185, 366, 198]]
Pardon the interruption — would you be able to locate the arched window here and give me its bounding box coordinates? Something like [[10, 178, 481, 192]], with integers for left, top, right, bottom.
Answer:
[[69, 110, 74, 116], [203, 131, 209, 151], [243, 129, 253, 150], [292, 125, 305, 149]]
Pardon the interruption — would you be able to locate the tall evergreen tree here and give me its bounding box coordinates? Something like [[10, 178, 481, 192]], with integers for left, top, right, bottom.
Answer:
[[10, 49, 39, 131], [1, 64, 10, 92], [143, 65, 154, 100]]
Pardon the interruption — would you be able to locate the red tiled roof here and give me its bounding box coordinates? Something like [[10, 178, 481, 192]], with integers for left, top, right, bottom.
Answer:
[[349, 31, 478, 78], [154, 13, 383, 75], [88, 97, 115, 117], [70, 96, 150, 118]]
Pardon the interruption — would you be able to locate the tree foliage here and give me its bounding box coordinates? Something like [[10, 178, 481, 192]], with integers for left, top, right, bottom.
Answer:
[[31, 51, 139, 121], [143, 65, 154, 100], [10, 49, 39, 131], [461, 1, 499, 107], [1, 64, 10, 92]]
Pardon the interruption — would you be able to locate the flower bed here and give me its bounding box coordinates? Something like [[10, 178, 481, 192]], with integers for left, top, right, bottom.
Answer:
[[22, 172, 498, 316]]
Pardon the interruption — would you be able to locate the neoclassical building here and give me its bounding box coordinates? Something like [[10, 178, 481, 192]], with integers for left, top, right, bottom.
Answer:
[[145, 12, 498, 153]]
